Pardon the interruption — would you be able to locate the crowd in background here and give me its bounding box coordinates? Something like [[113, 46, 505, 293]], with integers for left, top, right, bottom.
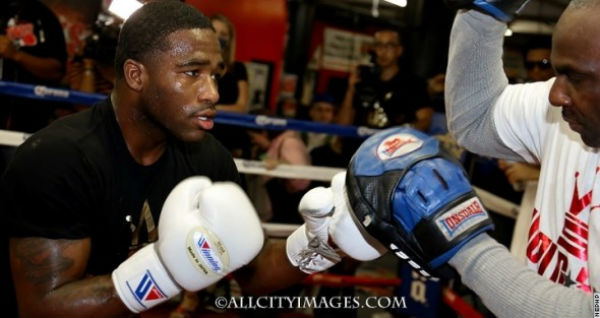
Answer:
[[0, 0, 551, 226]]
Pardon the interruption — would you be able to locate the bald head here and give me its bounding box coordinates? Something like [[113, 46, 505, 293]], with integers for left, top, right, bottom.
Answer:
[[554, 0, 600, 48], [548, 1, 600, 147]]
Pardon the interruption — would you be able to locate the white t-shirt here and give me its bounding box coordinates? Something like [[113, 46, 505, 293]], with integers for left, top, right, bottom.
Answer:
[[493, 78, 599, 293]]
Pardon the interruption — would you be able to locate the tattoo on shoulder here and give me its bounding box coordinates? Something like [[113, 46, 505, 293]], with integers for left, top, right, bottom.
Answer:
[[12, 237, 78, 286]]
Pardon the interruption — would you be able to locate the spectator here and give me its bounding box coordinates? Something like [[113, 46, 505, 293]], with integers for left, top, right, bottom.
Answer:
[[210, 13, 248, 113], [248, 129, 311, 224], [337, 29, 430, 131], [67, 22, 119, 95], [524, 41, 554, 82], [426, 72, 448, 135], [0, 0, 67, 132], [300, 93, 336, 152], [209, 13, 250, 158]]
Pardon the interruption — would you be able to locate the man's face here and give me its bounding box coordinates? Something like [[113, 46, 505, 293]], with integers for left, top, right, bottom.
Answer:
[[309, 101, 335, 123], [141, 28, 225, 142], [549, 7, 600, 148], [525, 48, 554, 82], [373, 31, 403, 69]]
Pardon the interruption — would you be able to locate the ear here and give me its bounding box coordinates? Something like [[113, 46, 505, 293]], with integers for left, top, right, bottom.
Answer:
[[123, 59, 146, 92]]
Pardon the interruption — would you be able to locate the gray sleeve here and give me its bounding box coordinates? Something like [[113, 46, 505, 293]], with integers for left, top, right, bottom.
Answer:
[[448, 233, 593, 318], [445, 10, 522, 160]]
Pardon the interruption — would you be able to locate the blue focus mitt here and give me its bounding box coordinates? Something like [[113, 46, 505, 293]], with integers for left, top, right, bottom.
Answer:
[[346, 127, 494, 277]]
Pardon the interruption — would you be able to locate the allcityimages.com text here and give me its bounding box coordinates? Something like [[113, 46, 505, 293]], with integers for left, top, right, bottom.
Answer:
[[214, 296, 407, 310]]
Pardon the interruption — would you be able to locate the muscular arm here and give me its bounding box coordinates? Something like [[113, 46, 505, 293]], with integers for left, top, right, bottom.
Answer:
[[235, 238, 306, 295], [449, 234, 593, 318], [445, 10, 521, 160], [10, 237, 130, 317]]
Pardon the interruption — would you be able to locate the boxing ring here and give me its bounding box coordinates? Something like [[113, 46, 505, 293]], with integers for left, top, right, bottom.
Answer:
[[0, 80, 521, 220], [0, 80, 533, 317]]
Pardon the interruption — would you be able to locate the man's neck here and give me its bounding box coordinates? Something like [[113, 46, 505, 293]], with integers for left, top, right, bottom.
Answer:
[[380, 64, 400, 82], [111, 92, 167, 166]]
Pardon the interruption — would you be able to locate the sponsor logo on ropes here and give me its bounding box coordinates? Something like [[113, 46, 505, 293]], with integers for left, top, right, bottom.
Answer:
[[34, 86, 70, 98], [357, 126, 379, 137], [377, 133, 423, 160], [255, 115, 287, 127]]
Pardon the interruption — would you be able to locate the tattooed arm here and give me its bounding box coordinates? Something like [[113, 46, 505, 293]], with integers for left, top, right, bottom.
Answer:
[[9, 237, 131, 317]]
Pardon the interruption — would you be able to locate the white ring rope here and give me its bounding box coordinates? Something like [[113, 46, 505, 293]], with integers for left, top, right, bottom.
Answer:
[[0, 129, 520, 227], [0, 129, 31, 147], [234, 158, 344, 182]]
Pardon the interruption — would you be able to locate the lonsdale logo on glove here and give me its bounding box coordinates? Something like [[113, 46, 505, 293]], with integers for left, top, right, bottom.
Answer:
[[377, 133, 423, 160], [346, 127, 494, 278], [436, 197, 487, 240]]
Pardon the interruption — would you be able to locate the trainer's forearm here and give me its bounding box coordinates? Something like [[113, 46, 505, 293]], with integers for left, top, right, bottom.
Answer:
[[19, 275, 130, 317], [449, 234, 593, 318], [235, 238, 306, 295], [445, 10, 519, 159]]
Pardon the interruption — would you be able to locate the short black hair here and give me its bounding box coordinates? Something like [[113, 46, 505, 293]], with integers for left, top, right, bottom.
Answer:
[[114, 0, 213, 79], [374, 28, 403, 45]]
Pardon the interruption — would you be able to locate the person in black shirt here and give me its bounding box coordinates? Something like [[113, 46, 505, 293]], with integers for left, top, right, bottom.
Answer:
[[0, 0, 67, 132], [338, 29, 430, 131], [209, 13, 250, 158], [4, 2, 305, 316], [210, 13, 249, 113]]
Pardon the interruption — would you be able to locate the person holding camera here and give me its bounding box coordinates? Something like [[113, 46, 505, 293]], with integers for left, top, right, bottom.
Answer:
[[337, 29, 430, 131], [0, 0, 67, 132], [67, 23, 119, 96]]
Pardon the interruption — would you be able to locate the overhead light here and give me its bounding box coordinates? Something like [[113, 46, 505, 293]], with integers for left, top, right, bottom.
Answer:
[[372, 0, 380, 17], [384, 0, 407, 7], [504, 28, 513, 37], [108, 0, 143, 20]]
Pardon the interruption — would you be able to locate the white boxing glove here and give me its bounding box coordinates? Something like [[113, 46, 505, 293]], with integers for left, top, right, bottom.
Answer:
[[286, 187, 340, 274], [286, 172, 386, 274], [328, 172, 386, 261], [112, 177, 264, 313]]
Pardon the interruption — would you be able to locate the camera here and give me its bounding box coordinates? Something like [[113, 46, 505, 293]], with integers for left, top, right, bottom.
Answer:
[[358, 64, 381, 83], [75, 14, 119, 66], [354, 50, 381, 110], [354, 63, 381, 111]]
